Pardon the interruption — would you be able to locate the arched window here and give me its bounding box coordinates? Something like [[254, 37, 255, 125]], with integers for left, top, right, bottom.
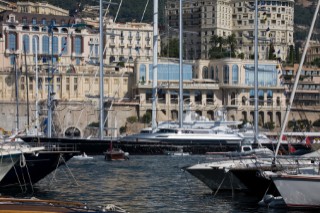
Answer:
[[42, 35, 49, 54], [202, 66, 208, 79], [258, 90, 264, 106], [53, 36, 58, 54], [109, 56, 115, 63], [210, 66, 214, 79], [223, 65, 229, 84], [74, 36, 82, 54], [23, 35, 30, 53], [267, 90, 273, 106], [32, 35, 39, 53], [139, 64, 146, 84], [8, 33, 16, 50], [215, 66, 219, 81], [61, 37, 68, 55], [249, 89, 254, 105], [232, 64, 239, 84], [231, 92, 236, 105]]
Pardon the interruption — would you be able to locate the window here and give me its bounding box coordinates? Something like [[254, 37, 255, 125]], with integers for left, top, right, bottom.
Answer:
[[139, 64, 146, 84], [22, 18, 27, 24], [74, 36, 82, 54], [74, 77, 78, 91], [32, 35, 39, 53], [223, 65, 229, 84], [202, 66, 208, 79], [8, 33, 16, 51], [42, 18, 46, 25], [23, 35, 30, 53], [66, 77, 70, 91], [61, 37, 68, 54], [53, 36, 58, 54], [232, 65, 239, 84], [42, 35, 49, 54], [32, 18, 37, 25]]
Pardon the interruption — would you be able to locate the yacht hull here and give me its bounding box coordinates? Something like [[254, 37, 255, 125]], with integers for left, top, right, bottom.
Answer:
[[0, 154, 20, 182], [272, 174, 320, 208], [0, 152, 75, 188]]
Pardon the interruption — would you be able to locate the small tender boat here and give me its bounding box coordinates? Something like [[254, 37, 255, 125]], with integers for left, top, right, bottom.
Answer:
[[164, 147, 190, 156], [73, 152, 93, 160], [104, 148, 129, 161]]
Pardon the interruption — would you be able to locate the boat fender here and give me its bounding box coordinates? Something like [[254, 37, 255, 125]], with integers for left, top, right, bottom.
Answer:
[[20, 154, 26, 167], [258, 194, 274, 207]]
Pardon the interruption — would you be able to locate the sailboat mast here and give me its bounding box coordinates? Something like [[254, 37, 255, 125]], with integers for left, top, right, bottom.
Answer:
[[99, 0, 105, 140], [152, 0, 158, 133], [254, 0, 259, 145], [23, 40, 30, 131], [14, 54, 19, 132], [178, 0, 183, 128], [274, 0, 320, 158], [35, 38, 39, 135]]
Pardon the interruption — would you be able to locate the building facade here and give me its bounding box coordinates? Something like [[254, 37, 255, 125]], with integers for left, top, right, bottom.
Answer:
[[105, 19, 159, 65], [165, 0, 294, 61], [133, 58, 286, 127], [16, 1, 69, 16]]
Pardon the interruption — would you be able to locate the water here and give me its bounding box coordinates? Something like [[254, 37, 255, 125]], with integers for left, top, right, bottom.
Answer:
[[1, 155, 317, 213]]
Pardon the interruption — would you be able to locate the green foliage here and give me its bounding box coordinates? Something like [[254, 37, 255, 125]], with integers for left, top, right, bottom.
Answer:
[[88, 122, 99, 127], [127, 116, 138, 124], [119, 126, 127, 134], [287, 45, 294, 65], [313, 119, 320, 127], [268, 43, 276, 60], [117, 61, 125, 67], [288, 119, 311, 131], [208, 34, 237, 59], [238, 53, 245, 59], [141, 113, 151, 124], [161, 38, 179, 58], [263, 121, 275, 130], [311, 58, 320, 67]]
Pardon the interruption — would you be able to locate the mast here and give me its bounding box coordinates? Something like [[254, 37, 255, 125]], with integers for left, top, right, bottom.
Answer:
[[274, 0, 320, 159], [35, 38, 39, 135], [99, 0, 105, 139], [14, 54, 19, 132], [47, 25, 53, 137], [151, 0, 158, 133], [254, 0, 259, 145], [178, 0, 183, 128], [23, 40, 30, 131]]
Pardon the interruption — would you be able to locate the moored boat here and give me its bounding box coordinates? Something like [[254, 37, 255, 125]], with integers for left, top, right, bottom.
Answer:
[[271, 173, 320, 208], [0, 197, 128, 212], [0, 142, 78, 189], [73, 152, 93, 160], [104, 148, 129, 161]]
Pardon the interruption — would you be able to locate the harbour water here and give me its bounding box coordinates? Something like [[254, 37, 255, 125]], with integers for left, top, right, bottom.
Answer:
[[1, 155, 313, 212]]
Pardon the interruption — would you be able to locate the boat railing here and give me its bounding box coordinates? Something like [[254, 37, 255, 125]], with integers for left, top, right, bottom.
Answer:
[[27, 142, 78, 152]]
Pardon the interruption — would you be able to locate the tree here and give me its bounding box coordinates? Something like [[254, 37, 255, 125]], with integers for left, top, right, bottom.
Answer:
[[287, 45, 294, 65], [268, 42, 276, 60], [161, 38, 179, 58]]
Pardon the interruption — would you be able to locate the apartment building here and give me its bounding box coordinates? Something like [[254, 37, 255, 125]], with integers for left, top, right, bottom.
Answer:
[[165, 0, 294, 61], [16, 1, 69, 16], [105, 19, 158, 65]]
